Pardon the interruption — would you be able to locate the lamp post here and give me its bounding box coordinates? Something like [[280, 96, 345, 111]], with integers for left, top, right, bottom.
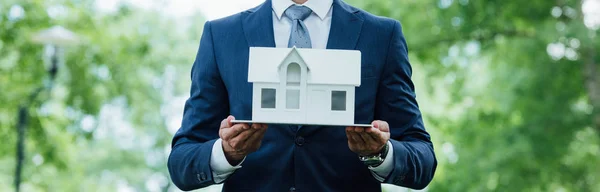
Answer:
[[14, 25, 79, 192]]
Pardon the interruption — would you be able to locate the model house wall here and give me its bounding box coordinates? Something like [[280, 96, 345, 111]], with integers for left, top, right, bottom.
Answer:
[[252, 82, 356, 125], [304, 84, 355, 125], [248, 47, 361, 126]]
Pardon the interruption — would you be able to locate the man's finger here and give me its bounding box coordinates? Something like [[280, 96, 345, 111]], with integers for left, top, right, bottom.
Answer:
[[358, 131, 376, 145], [229, 128, 256, 150], [223, 123, 248, 140], [251, 123, 268, 130], [365, 127, 385, 144], [220, 119, 227, 129], [346, 126, 354, 133], [353, 127, 365, 133], [244, 127, 267, 149], [220, 115, 236, 129], [346, 129, 358, 151], [248, 126, 267, 142], [346, 127, 357, 141], [348, 130, 365, 144], [374, 120, 390, 133], [358, 132, 379, 151], [220, 117, 229, 129], [354, 127, 381, 144], [255, 123, 268, 129], [227, 116, 236, 128]]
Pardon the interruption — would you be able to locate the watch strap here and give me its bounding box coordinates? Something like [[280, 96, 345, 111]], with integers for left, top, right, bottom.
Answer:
[[359, 142, 389, 167]]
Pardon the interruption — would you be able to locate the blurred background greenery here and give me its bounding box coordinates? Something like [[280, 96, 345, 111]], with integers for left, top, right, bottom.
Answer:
[[1, 0, 598, 191]]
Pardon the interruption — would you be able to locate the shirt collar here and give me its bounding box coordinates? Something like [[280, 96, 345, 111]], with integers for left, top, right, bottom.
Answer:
[[272, 0, 333, 21]]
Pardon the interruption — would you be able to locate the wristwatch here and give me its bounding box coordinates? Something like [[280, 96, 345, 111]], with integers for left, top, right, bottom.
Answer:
[[358, 142, 389, 168]]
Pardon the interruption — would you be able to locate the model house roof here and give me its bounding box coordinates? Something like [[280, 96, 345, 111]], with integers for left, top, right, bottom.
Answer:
[[248, 47, 362, 86]]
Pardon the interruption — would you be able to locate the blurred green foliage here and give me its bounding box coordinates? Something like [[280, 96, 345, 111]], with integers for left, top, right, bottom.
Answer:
[[0, 0, 202, 191], [1, 0, 599, 191], [350, 0, 600, 191]]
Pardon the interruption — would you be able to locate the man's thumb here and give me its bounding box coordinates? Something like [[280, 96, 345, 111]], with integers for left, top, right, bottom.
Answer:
[[373, 120, 390, 132], [221, 115, 235, 129]]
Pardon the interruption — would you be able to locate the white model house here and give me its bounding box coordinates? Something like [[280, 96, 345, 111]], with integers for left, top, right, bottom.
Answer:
[[246, 47, 362, 126]]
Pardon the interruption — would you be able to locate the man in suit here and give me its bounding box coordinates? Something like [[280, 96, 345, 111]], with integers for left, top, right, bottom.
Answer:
[[168, 0, 437, 191]]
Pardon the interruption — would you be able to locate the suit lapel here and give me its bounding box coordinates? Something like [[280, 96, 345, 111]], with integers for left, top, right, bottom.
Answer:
[[242, 0, 276, 48], [326, 0, 364, 50]]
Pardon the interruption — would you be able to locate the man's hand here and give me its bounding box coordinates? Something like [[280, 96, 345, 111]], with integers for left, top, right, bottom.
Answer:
[[219, 116, 267, 165], [346, 120, 390, 156]]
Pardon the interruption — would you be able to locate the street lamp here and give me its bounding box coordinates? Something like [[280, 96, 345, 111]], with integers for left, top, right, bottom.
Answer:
[[14, 25, 79, 192], [31, 25, 81, 80]]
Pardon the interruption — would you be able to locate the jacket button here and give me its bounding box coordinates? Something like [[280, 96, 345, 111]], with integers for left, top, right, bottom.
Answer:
[[295, 136, 305, 146], [197, 172, 207, 181]]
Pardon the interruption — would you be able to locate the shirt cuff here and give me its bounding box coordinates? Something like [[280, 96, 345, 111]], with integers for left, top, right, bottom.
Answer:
[[368, 140, 394, 182], [210, 138, 245, 183]]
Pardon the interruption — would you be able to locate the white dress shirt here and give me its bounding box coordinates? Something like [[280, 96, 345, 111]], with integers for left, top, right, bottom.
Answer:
[[210, 0, 394, 184]]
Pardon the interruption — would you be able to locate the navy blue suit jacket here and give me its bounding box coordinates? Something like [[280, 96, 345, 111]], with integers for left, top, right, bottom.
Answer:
[[168, 0, 437, 191]]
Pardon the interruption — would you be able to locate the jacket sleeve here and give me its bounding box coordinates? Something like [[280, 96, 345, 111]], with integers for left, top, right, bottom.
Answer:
[[167, 21, 229, 191], [375, 20, 438, 190]]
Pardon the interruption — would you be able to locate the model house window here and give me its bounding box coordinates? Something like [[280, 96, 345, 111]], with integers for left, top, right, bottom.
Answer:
[[331, 91, 346, 111], [286, 63, 301, 109], [286, 63, 301, 86], [261, 88, 276, 109]]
